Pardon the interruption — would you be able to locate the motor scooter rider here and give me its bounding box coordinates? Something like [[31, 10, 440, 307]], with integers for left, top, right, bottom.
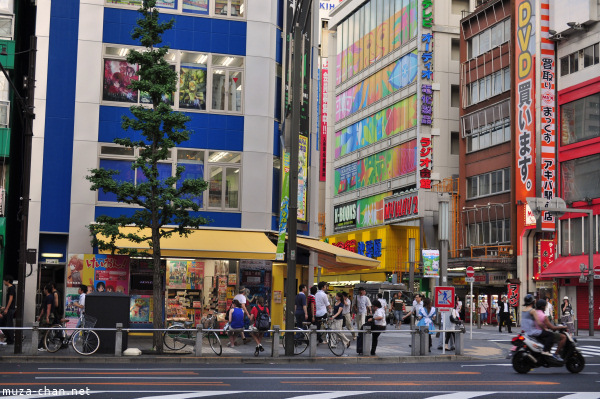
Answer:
[[521, 294, 555, 358], [535, 298, 567, 361]]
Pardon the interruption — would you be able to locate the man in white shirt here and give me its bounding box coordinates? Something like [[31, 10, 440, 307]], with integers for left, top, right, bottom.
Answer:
[[544, 297, 554, 321], [315, 281, 331, 343], [353, 287, 372, 331], [74, 284, 87, 328], [233, 286, 250, 341], [377, 293, 387, 315]]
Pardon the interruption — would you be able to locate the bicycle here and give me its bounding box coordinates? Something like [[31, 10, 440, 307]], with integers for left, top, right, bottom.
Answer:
[[323, 318, 346, 356], [282, 321, 310, 355], [163, 315, 222, 356], [44, 314, 100, 356]]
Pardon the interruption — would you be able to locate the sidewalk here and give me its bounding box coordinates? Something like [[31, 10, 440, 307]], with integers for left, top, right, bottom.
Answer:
[[1, 323, 598, 363]]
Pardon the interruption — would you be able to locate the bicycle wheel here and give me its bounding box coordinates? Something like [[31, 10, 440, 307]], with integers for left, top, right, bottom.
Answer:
[[281, 328, 309, 355], [163, 326, 188, 351], [71, 330, 100, 355], [44, 326, 63, 353], [206, 331, 222, 356], [327, 332, 345, 356]]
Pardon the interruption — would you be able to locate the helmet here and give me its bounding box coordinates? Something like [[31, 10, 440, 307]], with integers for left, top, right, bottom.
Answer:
[[523, 294, 535, 306], [536, 299, 547, 310]]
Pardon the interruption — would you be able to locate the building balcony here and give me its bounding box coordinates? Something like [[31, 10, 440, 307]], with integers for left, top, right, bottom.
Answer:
[[465, 244, 513, 259]]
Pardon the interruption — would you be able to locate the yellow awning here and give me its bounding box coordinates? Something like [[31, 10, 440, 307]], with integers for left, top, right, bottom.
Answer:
[[98, 227, 277, 260], [296, 237, 381, 271]]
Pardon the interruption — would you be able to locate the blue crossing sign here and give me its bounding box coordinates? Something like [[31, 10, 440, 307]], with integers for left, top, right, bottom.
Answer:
[[434, 286, 455, 310]]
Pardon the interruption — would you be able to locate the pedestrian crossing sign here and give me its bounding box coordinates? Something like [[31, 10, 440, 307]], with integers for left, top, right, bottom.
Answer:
[[434, 286, 455, 309]]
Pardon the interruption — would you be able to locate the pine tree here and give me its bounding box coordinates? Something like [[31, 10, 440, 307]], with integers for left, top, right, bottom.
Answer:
[[87, 0, 208, 353]]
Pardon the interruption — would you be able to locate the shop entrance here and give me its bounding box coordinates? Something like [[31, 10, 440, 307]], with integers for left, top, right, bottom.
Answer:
[[36, 262, 65, 318], [458, 286, 507, 325]]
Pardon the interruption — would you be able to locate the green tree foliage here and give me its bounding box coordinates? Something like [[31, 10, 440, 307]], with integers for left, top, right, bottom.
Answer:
[[86, 0, 208, 352]]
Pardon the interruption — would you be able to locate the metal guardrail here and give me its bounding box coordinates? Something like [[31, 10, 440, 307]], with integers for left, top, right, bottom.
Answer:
[[1, 323, 466, 358]]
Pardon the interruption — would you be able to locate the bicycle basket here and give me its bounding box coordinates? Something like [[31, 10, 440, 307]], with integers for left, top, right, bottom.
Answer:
[[83, 315, 97, 328]]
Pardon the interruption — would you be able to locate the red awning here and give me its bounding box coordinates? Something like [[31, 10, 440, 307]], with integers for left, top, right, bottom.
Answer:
[[539, 254, 600, 278]]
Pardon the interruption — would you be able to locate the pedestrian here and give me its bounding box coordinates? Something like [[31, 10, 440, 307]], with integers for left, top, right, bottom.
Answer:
[[37, 284, 55, 351], [329, 292, 350, 348], [479, 297, 488, 325], [544, 296, 554, 323], [497, 295, 512, 333], [416, 297, 436, 351], [561, 296, 575, 334], [307, 285, 317, 326], [315, 281, 331, 343], [445, 305, 461, 350], [250, 296, 270, 356], [233, 286, 250, 343], [226, 299, 244, 347], [390, 293, 404, 329], [294, 284, 308, 328], [73, 284, 87, 329], [0, 275, 16, 345], [368, 299, 386, 356], [403, 293, 422, 323], [353, 287, 371, 331], [341, 291, 356, 339], [376, 293, 387, 315]]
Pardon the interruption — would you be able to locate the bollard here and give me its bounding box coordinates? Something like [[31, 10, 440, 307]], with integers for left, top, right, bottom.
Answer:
[[309, 325, 318, 357], [455, 327, 465, 355], [411, 328, 419, 356], [410, 314, 415, 330], [271, 326, 280, 358], [31, 322, 39, 356], [115, 323, 123, 357], [362, 325, 372, 355], [195, 327, 203, 356], [477, 312, 482, 329], [419, 327, 428, 355]]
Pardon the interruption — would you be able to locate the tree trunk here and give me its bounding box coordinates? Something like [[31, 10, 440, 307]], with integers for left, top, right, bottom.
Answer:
[[152, 226, 164, 354]]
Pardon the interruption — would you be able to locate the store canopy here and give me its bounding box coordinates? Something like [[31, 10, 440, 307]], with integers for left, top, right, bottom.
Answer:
[[98, 227, 277, 260], [539, 254, 600, 278], [296, 237, 381, 271]]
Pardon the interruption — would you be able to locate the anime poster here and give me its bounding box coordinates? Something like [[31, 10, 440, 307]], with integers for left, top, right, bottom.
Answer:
[[182, 0, 209, 14], [156, 0, 177, 9], [179, 65, 207, 110], [65, 288, 80, 318], [187, 261, 204, 290], [422, 250, 440, 278], [93, 255, 130, 294], [130, 295, 152, 323], [297, 135, 308, 221], [103, 59, 139, 103], [66, 254, 94, 288], [240, 260, 272, 309], [356, 192, 390, 229], [167, 260, 188, 289]]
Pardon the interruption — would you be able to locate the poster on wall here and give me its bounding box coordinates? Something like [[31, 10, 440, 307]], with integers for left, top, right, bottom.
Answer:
[[422, 249, 440, 278], [130, 295, 153, 323], [187, 261, 204, 290], [167, 260, 188, 289], [240, 260, 272, 307], [65, 288, 80, 319], [356, 192, 391, 229], [182, 0, 209, 14], [103, 59, 139, 103], [93, 255, 130, 294], [298, 135, 309, 221], [67, 254, 95, 289], [179, 66, 207, 110]]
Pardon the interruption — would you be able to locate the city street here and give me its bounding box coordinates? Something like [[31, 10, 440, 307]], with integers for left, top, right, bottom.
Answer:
[[2, 359, 600, 399]]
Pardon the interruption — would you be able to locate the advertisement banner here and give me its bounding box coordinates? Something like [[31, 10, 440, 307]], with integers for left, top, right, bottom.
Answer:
[[90, 255, 130, 294], [422, 249, 440, 278], [356, 192, 391, 229], [298, 135, 308, 221], [540, 0, 556, 231], [130, 295, 153, 323], [103, 60, 139, 103], [384, 192, 419, 222], [167, 260, 188, 289], [182, 0, 209, 14], [333, 202, 357, 232], [538, 239, 556, 276], [507, 283, 520, 307], [276, 152, 290, 261], [320, 58, 328, 182]]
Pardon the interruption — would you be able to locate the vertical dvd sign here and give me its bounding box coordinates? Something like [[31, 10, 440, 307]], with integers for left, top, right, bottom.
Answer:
[[320, 58, 328, 181], [540, 0, 556, 231]]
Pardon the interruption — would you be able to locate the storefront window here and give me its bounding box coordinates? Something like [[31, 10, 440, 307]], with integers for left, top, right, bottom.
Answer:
[[560, 93, 600, 145], [98, 159, 135, 202], [210, 55, 243, 113], [207, 151, 240, 209]]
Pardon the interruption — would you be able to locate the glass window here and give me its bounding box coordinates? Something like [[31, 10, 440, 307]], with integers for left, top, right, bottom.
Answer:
[[382, 0, 390, 57], [493, 71, 502, 95], [216, 0, 244, 17], [341, 19, 348, 81], [491, 121, 503, 144], [479, 29, 490, 54], [503, 168, 510, 192], [225, 167, 239, 208], [485, 75, 492, 99], [208, 166, 223, 207], [569, 52, 579, 73], [504, 67, 510, 91], [491, 23, 503, 48], [183, 0, 209, 15], [560, 93, 600, 145], [491, 170, 502, 192], [479, 173, 490, 196], [208, 151, 241, 163], [595, 44, 600, 65], [482, 221, 490, 243], [504, 219, 511, 242], [100, 146, 134, 156], [504, 119, 511, 142], [228, 71, 242, 112], [561, 153, 600, 203], [103, 59, 139, 103], [560, 56, 569, 76], [179, 52, 208, 110], [584, 44, 595, 68], [471, 35, 479, 58], [98, 159, 134, 202], [471, 81, 479, 104], [212, 69, 226, 110], [571, 217, 584, 255], [479, 78, 485, 102], [355, 8, 361, 72], [467, 176, 478, 198], [561, 219, 570, 255], [347, 14, 354, 78], [358, 7, 364, 72], [376, 0, 383, 61], [480, 128, 490, 149], [504, 19, 510, 43]]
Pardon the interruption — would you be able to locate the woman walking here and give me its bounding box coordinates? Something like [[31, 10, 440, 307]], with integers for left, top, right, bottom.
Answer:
[[330, 292, 351, 348], [417, 297, 436, 352], [561, 296, 575, 334]]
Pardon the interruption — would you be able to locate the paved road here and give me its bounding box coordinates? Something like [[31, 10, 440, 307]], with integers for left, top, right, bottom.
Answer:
[[1, 359, 600, 398]]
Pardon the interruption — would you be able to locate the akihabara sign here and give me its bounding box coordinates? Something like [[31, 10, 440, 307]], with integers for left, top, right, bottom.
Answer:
[[334, 202, 357, 232], [384, 193, 419, 223]]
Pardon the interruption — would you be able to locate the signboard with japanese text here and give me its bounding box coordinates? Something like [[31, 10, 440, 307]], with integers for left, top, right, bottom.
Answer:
[[538, 239, 556, 276], [539, 0, 556, 231], [320, 58, 328, 182], [384, 192, 419, 222], [276, 152, 290, 261], [419, 136, 432, 189], [434, 286, 455, 310], [332, 238, 383, 259], [507, 283, 520, 307], [298, 135, 309, 222], [356, 192, 391, 229]]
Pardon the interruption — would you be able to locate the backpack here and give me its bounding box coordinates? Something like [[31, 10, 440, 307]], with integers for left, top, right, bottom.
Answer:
[[224, 303, 233, 321], [255, 306, 270, 331]]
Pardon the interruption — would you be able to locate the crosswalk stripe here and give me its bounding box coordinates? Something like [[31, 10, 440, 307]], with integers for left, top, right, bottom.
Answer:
[[557, 394, 600, 399], [133, 392, 241, 399], [425, 393, 493, 399], [285, 392, 371, 399]]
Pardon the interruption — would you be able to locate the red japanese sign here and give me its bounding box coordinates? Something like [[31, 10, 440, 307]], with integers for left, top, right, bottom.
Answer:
[[419, 137, 432, 189], [320, 59, 328, 182], [507, 283, 520, 307]]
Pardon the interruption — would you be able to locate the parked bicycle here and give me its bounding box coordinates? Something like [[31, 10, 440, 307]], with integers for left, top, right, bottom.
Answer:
[[44, 314, 100, 356], [282, 319, 346, 356], [282, 321, 310, 355], [163, 314, 222, 356]]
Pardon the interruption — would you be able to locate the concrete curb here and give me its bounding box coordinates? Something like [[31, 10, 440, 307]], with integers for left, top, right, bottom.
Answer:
[[0, 354, 479, 364]]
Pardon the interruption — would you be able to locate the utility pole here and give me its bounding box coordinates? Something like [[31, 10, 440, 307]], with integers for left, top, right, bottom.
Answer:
[[284, 0, 312, 356]]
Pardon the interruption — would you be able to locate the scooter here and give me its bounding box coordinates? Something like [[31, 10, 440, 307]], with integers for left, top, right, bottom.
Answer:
[[510, 329, 585, 374]]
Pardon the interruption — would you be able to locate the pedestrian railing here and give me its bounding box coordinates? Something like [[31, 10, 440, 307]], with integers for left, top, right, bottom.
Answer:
[[1, 323, 467, 358]]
